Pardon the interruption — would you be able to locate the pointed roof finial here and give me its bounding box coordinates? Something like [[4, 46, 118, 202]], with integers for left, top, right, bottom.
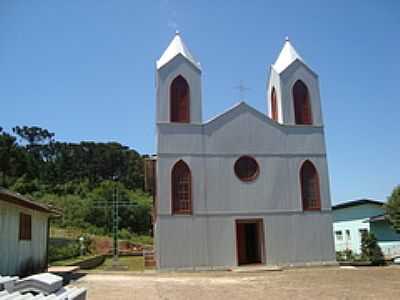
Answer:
[[175, 29, 180, 35], [272, 37, 306, 73], [157, 32, 201, 70]]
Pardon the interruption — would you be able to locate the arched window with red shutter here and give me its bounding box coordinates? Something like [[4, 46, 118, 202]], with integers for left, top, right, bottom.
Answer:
[[171, 160, 192, 214], [300, 160, 321, 211], [271, 87, 278, 121], [170, 75, 190, 123], [293, 80, 312, 125]]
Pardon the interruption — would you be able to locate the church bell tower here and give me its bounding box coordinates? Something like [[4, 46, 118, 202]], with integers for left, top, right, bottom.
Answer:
[[267, 38, 324, 126], [156, 32, 202, 124]]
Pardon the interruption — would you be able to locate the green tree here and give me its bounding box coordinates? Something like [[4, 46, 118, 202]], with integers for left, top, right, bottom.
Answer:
[[360, 231, 385, 265], [0, 128, 25, 186], [85, 181, 151, 235], [385, 185, 400, 233], [12, 126, 54, 145], [40, 193, 89, 228]]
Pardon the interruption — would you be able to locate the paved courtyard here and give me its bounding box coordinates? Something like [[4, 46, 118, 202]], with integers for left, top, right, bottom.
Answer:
[[73, 266, 400, 300]]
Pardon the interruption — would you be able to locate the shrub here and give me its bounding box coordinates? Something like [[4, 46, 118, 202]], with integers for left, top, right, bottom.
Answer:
[[336, 251, 345, 261], [118, 228, 132, 240], [336, 249, 355, 262], [361, 232, 385, 265], [48, 241, 80, 262]]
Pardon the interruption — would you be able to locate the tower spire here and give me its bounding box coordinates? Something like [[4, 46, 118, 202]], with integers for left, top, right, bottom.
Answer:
[[157, 32, 201, 70], [273, 37, 304, 73]]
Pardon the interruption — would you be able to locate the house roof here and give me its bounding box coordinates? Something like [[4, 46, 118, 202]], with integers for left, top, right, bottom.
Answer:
[[332, 199, 384, 210], [366, 214, 387, 223], [0, 188, 54, 214], [156, 31, 201, 70]]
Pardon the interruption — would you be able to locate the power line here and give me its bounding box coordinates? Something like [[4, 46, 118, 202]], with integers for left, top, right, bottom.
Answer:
[[92, 187, 137, 267]]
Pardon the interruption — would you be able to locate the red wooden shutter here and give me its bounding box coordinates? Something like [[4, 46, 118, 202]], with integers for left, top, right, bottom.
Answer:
[[301, 161, 321, 211], [170, 76, 190, 123]]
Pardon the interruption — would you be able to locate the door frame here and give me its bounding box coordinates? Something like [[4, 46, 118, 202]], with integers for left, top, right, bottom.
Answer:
[[235, 218, 266, 266]]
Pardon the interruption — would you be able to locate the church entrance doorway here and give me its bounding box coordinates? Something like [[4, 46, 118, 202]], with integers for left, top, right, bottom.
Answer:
[[236, 219, 265, 265]]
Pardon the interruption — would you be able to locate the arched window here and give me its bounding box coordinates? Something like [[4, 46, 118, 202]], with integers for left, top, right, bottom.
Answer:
[[171, 160, 192, 214], [293, 80, 312, 125], [170, 75, 190, 123], [271, 87, 278, 121], [300, 160, 321, 211]]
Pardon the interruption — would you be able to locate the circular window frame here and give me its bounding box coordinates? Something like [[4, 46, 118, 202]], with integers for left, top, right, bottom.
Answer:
[[234, 155, 260, 182]]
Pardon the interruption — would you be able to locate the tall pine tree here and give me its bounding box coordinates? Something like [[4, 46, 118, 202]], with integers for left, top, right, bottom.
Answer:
[[385, 185, 400, 233]]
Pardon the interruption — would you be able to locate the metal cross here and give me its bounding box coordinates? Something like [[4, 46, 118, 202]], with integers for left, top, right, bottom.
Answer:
[[234, 80, 250, 100], [92, 186, 137, 268]]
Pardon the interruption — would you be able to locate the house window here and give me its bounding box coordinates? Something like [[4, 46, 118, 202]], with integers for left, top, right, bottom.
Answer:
[[170, 75, 190, 123], [19, 213, 32, 241], [234, 156, 260, 182], [271, 87, 278, 121], [335, 231, 343, 241], [171, 160, 192, 214], [346, 230, 351, 240], [293, 80, 312, 125], [300, 160, 321, 211]]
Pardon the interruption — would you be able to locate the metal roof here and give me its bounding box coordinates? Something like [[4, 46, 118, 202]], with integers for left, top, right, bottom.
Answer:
[[156, 31, 201, 70], [366, 214, 387, 223], [272, 37, 306, 74], [332, 199, 384, 210], [0, 188, 53, 213]]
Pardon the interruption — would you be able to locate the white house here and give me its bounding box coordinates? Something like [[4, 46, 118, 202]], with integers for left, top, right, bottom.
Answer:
[[332, 199, 400, 258], [0, 188, 53, 276], [153, 33, 336, 269]]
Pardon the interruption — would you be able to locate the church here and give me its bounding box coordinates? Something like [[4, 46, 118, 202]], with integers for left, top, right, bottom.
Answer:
[[152, 32, 336, 269]]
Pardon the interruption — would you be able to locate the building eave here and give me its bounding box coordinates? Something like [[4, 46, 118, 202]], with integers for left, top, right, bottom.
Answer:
[[0, 188, 54, 214], [332, 199, 384, 210]]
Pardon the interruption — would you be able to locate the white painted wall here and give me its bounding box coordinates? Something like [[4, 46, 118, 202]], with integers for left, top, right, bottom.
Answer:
[[154, 43, 335, 269], [0, 200, 49, 276], [156, 213, 335, 269], [333, 220, 369, 254], [154, 104, 335, 268]]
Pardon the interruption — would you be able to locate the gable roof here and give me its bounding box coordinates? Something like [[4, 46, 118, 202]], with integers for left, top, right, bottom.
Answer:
[[332, 199, 384, 210], [157, 31, 201, 70], [0, 188, 53, 213], [201, 101, 323, 131]]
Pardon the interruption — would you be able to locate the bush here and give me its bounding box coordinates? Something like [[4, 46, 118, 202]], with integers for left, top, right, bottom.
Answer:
[[118, 228, 132, 240], [361, 232, 385, 265], [336, 251, 345, 261], [48, 241, 80, 262], [336, 249, 356, 262]]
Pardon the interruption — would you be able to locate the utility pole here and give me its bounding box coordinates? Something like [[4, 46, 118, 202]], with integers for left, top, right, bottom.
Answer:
[[93, 182, 137, 269], [112, 185, 119, 266]]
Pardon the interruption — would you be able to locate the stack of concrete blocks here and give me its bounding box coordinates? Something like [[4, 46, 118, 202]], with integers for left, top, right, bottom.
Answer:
[[0, 274, 86, 300]]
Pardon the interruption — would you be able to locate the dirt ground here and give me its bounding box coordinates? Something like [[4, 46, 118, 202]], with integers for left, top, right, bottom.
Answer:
[[73, 266, 400, 300]]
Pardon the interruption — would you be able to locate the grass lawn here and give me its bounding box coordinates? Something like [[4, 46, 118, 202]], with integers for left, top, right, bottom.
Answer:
[[50, 255, 98, 266], [50, 227, 153, 246], [93, 256, 145, 272]]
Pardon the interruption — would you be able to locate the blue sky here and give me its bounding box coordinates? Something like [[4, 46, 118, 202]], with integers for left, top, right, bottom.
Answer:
[[1, 1, 399, 203]]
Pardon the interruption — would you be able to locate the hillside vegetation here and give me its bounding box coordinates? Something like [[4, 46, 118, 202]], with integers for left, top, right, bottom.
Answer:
[[0, 126, 152, 240]]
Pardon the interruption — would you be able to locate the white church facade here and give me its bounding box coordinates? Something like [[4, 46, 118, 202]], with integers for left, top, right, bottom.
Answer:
[[153, 33, 336, 269]]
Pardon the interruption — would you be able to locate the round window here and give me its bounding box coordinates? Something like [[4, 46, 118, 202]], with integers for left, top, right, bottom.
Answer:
[[234, 156, 259, 182]]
